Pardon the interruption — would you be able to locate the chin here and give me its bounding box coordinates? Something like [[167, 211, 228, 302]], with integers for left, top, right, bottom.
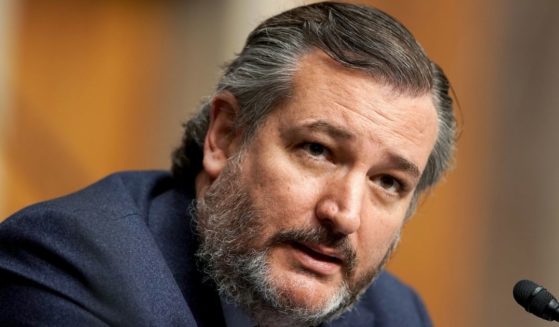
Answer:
[[276, 269, 343, 306], [264, 265, 351, 320], [226, 248, 360, 327]]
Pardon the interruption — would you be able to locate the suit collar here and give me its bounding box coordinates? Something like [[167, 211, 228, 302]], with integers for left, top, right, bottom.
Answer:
[[322, 297, 377, 327]]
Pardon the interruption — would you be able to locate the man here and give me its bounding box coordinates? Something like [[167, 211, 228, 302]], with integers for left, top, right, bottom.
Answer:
[[0, 2, 455, 326]]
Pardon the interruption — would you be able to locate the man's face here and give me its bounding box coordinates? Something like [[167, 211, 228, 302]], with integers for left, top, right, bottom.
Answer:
[[196, 51, 439, 325]]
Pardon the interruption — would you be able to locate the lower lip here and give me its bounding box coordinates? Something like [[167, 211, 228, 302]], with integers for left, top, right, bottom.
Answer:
[[289, 243, 342, 276]]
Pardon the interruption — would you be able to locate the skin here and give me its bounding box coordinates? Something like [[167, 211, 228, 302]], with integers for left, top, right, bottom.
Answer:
[[197, 50, 439, 313]]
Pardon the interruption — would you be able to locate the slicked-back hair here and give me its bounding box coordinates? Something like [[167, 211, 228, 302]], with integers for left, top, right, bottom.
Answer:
[[171, 1, 456, 196]]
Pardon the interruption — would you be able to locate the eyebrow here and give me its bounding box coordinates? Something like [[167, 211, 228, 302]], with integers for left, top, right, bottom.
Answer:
[[391, 154, 421, 179], [301, 120, 354, 140]]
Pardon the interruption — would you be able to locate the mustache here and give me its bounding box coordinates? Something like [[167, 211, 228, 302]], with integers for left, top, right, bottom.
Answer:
[[267, 226, 358, 274]]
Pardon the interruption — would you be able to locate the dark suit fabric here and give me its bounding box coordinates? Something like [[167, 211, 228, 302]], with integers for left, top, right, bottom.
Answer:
[[0, 171, 432, 326]]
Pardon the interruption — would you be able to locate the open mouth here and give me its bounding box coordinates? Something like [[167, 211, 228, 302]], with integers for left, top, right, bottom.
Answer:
[[291, 241, 344, 265]]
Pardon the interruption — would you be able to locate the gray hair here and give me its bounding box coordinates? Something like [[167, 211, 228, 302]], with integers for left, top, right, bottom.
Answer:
[[171, 1, 456, 195]]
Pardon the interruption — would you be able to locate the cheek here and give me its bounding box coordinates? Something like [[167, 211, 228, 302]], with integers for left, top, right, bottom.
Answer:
[[244, 154, 322, 230], [356, 209, 404, 267]]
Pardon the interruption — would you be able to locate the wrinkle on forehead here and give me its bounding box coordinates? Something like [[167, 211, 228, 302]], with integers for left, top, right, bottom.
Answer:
[[291, 50, 438, 149]]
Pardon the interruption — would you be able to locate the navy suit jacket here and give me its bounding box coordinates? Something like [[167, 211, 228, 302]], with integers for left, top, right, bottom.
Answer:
[[0, 171, 432, 326]]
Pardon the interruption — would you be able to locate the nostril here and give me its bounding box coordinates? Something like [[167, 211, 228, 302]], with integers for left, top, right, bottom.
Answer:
[[317, 217, 337, 232]]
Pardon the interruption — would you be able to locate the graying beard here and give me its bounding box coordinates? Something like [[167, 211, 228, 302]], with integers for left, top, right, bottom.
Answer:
[[194, 158, 401, 326], [196, 224, 353, 327]]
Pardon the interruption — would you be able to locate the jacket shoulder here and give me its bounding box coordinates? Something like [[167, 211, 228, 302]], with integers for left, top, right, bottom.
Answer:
[[0, 171, 197, 326]]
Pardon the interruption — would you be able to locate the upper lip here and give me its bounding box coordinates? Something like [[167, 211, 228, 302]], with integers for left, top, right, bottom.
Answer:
[[298, 242, 345, 263]]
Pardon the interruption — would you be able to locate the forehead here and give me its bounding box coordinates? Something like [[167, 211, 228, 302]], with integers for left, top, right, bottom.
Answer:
[[258, 50, 439, 172], [285, 51, 436, 142], [290, 50, 432, 114]]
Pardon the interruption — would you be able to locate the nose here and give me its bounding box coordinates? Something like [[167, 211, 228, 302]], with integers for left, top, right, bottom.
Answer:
[[315, 172, 364, 236]]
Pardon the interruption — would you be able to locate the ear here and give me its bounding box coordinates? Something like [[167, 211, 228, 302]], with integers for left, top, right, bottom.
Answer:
[[202, 91, 242, 181]]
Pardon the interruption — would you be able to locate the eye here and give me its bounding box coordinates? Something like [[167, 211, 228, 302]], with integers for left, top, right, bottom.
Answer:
[[372, 175, 403, 194], [302, 142, 330, 159]]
